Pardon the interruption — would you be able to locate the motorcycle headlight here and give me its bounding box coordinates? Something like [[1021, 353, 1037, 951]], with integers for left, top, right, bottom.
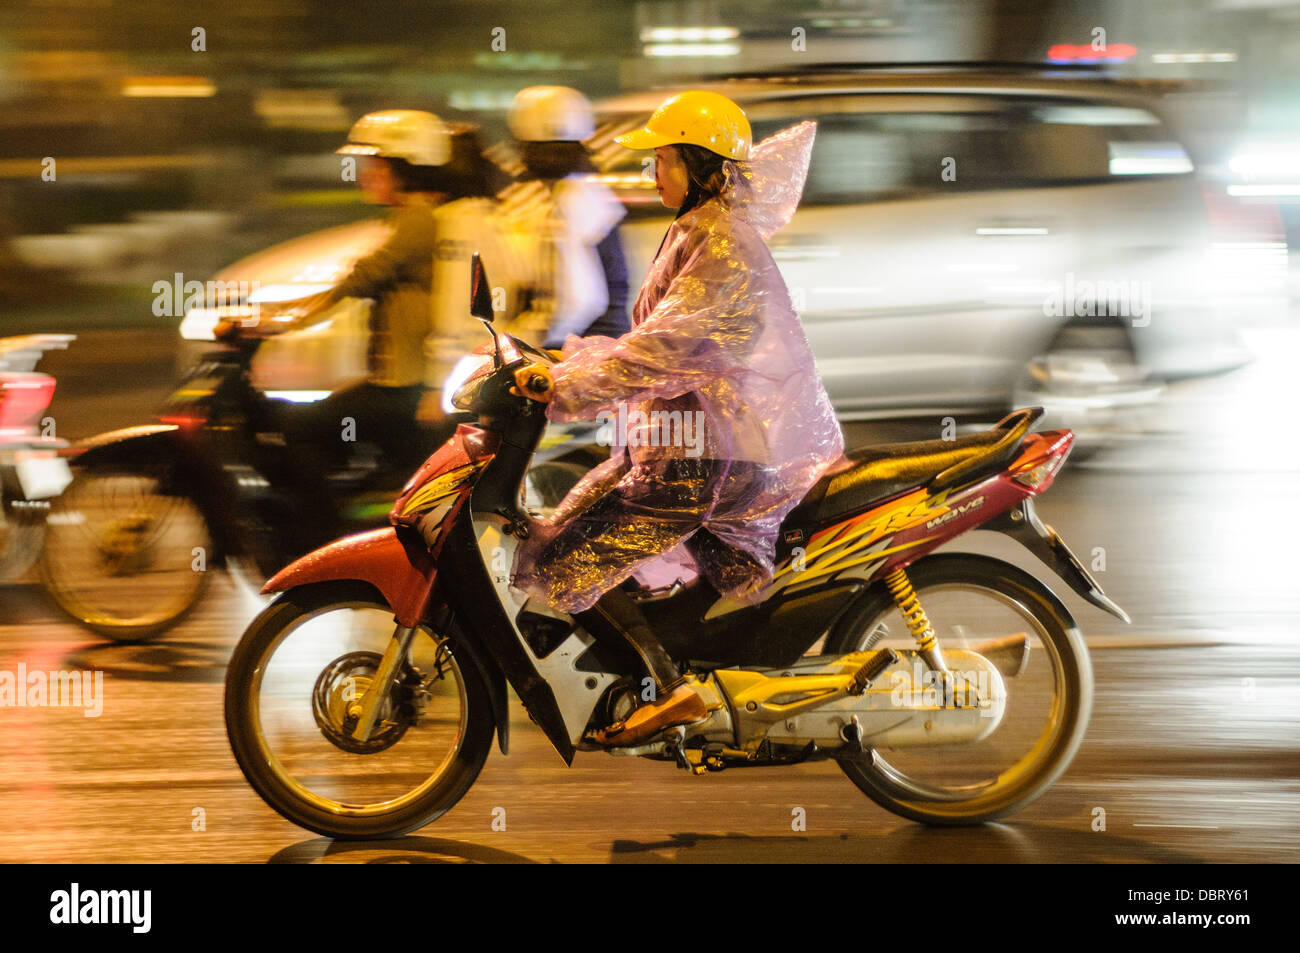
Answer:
[[180, 306, 258, 341], [442, 354, 494, 414]]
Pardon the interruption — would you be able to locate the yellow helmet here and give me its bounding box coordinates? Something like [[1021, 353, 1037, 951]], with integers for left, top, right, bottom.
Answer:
[[615, 90, 751, 161], [336, 110, 451, 166], [509, 86, 595, 142]]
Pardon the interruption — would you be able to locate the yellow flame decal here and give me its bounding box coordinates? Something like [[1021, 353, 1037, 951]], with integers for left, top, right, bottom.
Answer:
[[399, 461, 485, 516]]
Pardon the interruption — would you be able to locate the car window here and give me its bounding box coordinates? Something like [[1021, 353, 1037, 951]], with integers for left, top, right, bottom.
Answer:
[[752, 109, 1016, 202], [751, 94, 1193, 204]]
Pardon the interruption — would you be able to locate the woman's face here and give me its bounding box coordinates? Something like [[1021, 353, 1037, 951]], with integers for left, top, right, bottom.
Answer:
[[653, 145, 689, 209], [359, 157, 399, 205]]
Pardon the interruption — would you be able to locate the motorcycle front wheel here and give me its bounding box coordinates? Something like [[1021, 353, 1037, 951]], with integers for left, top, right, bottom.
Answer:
[[0, 491, 45, 582], [224, 581, 494, 840], [39, 465, 212, 640], [825, 553, 1093, 825]]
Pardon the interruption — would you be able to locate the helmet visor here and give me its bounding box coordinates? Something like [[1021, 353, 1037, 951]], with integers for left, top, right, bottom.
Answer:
[[614, 127, 675, 151]]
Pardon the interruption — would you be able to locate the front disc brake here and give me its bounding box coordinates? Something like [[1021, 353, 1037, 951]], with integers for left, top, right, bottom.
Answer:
[[311, 651, 414, 754]]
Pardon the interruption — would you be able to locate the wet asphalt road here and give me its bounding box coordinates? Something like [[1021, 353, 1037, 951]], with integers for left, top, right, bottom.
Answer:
[[1, 327, 1297, 863]]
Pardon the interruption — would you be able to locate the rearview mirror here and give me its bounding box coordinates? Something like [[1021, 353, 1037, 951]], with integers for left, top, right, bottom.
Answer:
[[470, 253, 494, 322]]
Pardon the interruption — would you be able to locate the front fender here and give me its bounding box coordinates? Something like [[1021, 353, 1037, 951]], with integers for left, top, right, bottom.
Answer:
[[263, 526, 437, 627], [264, 529, 512, 755]]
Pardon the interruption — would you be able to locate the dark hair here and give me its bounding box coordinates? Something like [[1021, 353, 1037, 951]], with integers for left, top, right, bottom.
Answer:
[[676, 143, 732, 206], [386, 124, 498, 198], [520, 141, 596, 180]]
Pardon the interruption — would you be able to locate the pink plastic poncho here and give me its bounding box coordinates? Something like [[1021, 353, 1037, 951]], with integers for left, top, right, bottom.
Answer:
[[513, 121, 844, 614]]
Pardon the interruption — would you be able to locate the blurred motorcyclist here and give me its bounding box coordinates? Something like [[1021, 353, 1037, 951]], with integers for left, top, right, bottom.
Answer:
[[502, 86, 630, 347], [263, 110, 518, 538], [511, 92, 844, 746]]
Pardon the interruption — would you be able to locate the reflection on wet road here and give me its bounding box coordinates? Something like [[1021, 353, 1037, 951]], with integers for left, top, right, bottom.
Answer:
[[1, 329, 1297, 863]]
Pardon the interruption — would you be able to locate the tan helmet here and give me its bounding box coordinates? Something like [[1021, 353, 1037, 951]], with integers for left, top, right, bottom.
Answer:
[[508, 86, 596, 142], [615, 90, 751, 160], [337, 109, 451, 166]]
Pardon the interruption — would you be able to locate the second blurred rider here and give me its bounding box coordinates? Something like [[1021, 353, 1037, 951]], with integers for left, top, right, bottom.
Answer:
[[277, 110, 518, 538], [502, 86, 630, 347]]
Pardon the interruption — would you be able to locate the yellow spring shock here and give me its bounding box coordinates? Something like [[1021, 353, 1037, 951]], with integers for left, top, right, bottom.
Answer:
[[883, 567, 948, 673]]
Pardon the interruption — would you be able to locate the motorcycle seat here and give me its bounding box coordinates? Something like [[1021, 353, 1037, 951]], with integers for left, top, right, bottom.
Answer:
[[783, 408, 1042, 532]]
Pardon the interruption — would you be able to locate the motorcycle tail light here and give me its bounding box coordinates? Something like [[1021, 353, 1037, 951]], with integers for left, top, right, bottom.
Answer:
[[0, 374, 56, 430], [1012, 449, 1069, 491]]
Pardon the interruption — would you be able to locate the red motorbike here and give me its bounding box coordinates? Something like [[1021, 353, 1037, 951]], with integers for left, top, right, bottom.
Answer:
[[224, 257, 1128, 838], [0, 335, 73, 581]]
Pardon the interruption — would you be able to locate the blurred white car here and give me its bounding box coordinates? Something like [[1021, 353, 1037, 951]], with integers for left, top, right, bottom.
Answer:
[[593, 69, 1266, 444], [188, 68, 1270, 448]]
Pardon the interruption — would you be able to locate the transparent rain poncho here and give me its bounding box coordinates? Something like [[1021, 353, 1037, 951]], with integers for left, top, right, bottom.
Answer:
[[512, 121, 844, 614]]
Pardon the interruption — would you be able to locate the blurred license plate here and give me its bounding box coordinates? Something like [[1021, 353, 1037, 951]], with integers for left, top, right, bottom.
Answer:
[[14, 452, 73, 500]]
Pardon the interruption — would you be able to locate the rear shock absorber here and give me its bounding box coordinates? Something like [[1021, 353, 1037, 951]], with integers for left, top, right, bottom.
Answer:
[[882, 567, 949, 674]]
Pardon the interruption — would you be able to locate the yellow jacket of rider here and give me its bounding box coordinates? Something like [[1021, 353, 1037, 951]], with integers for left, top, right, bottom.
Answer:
[[332, 197, 439, 388]]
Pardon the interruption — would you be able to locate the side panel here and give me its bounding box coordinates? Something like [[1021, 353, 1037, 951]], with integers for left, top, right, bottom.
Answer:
[[438, 508, 616, 764], [704, 432, 1070, 619]]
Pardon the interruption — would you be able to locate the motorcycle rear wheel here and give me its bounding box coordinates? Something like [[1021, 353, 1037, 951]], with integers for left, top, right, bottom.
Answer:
[[825, 553, 1092, 825], [224, 581, 494, 840], [39, 466, 211, 641]]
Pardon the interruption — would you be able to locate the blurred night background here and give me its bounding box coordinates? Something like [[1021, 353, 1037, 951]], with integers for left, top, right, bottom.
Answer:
[[2, 0, 1297, 326], [2, 1, 1298, 865]]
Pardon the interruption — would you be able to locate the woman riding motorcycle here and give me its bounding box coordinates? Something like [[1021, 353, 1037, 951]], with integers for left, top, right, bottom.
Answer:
[[511, 91, 845, 744]]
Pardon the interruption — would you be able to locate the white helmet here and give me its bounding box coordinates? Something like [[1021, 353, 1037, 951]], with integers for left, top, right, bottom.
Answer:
[[508, 86, 595, 143], [337, 109, 451, 166]]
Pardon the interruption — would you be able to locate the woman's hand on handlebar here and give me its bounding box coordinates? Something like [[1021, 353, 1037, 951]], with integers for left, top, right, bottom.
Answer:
[[214, 317, 281, 341], [512, 364, 553, 402]]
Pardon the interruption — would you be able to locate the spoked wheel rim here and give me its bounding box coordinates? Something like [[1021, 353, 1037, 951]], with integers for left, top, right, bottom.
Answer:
[[247, 600, 469, 818], [842, 582, 1071, 806], [41, 470, 210, 631]]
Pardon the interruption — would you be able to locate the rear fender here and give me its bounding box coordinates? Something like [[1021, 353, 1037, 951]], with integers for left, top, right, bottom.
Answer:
[[64, 424, 181, 459], [983, 498, 1130, 623]]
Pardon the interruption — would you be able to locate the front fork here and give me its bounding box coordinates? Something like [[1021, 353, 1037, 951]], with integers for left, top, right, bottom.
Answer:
[[350, 624, 418, 742]]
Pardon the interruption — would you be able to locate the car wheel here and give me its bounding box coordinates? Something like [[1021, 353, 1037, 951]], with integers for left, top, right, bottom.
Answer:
[[1013, 318, 1162, 459]]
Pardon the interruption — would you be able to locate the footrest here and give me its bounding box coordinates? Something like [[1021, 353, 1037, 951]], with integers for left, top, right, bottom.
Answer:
[[847, 648, 900, 695]]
